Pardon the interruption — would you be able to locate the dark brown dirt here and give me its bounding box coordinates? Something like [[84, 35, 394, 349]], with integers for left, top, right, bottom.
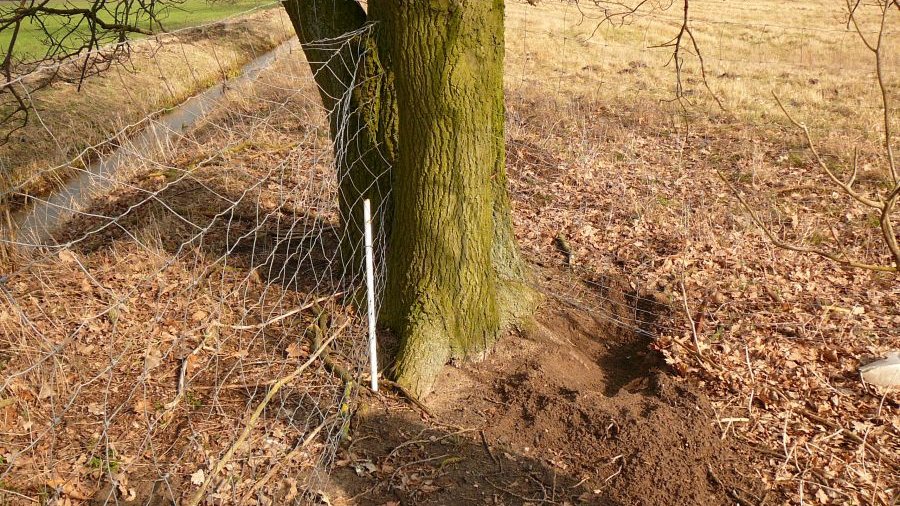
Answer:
[[323, 296, 764, 505]]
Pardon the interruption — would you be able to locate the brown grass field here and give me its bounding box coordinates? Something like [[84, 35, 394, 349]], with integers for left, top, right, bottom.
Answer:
[[0, 0, 897, 504]]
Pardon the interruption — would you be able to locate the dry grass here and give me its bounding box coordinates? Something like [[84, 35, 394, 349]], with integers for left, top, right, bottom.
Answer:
[[0, 6, 295, 207], [504, 1, 899, 504]]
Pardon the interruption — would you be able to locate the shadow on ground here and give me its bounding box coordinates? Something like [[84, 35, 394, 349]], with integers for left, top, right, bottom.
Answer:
[[323, 407, 596, 505], [323, 303, 765, 506], [37, 144, 763, 506]]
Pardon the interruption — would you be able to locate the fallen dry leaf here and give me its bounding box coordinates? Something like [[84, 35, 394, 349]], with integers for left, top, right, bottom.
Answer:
[[190, 468, 206, 486]]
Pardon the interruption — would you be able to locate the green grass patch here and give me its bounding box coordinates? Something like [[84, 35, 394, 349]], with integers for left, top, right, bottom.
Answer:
[[0, 0, 276, 59]]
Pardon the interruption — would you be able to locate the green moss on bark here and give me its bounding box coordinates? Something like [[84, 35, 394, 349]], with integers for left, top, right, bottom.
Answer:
[[372, 0, 536, 398], [286, 0, 538, 399]]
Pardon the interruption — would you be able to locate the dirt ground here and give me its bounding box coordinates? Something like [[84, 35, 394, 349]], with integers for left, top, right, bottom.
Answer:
[[322, 278, 765, 506]]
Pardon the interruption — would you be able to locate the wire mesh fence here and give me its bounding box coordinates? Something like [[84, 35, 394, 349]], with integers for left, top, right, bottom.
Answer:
[[0, 0, 896, 504], [0, 6, 391, 504]]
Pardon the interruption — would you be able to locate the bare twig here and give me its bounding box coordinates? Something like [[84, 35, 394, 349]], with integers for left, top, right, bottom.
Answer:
[[716, 167, 897, 273], [212, 292, 344, 330], [772, 94, 883, 209], [800, 409, 900, 472], [650, 0, 726, 110], [381, 378, 436, 418], [240, 419, 328, 503], [186, 318, 349, 506], [480, 430, 502, 470], [0, 488, 39, 503], [679, 279, 703, 356]]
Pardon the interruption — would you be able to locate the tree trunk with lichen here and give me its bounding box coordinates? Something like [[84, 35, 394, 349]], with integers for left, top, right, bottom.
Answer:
[[284, 0, 537, 399], [283, 0, 395, 276]]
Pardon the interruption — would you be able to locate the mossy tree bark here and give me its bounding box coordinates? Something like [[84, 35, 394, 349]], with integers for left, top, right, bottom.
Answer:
[[285, 0, 536, 399], [283, 0, 396, 276]]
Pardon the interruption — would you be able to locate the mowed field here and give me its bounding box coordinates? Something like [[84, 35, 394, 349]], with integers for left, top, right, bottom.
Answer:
[[0, 0, 277, 58]]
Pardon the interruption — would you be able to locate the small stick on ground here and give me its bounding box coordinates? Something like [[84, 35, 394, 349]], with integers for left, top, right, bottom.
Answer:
[[480, 429, 502, 471], [602, 455, 624, 486], [386, 428, 476, 461], [381, 379, 435, 418], [679, 279, 703, 357], [213, 293, 343, 330], [186, 319, 348, 506], [800, 409, 899, 471], [308, 302, 354, 384], [388, 453, 450, 486], [0, 488, 39, 503], [241, 419, 328, 502], [486, 477, 556, 505], [707, 464, 756, 506]]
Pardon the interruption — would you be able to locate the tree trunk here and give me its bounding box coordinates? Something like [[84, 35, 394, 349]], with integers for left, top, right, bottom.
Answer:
[[285, 0, 537, 399], [283, 0, 395, 278], [371, 0, 535, 398]]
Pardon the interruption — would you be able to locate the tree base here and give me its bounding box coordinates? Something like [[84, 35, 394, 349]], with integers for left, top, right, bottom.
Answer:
[[391, 320, 451, 399], [390, 280, 541, 399]]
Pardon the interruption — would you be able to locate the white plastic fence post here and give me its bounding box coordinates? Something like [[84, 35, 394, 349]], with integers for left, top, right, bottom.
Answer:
[[363, 199, 378, 392]]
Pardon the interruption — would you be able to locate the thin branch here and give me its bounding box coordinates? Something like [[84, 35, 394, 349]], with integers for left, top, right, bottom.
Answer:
[[240, 419, 329, 503], [211, 292, 344, 331], [186, 318, 350, 506], [649, 0, 725, 110], [846, 0, 877, 51], [879, 183, 900, 268], [716, 167, 898, 273], [679, 279, 703, 356], [873, 4, 898, 184], [773, 93, 883, 209], [0, 0, 180, 140], [571, 0, 665, 31]]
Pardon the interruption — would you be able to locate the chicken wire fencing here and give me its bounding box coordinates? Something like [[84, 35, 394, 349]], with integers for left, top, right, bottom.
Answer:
[[1, 0, 893, 504], [0, 8, 390, 505]]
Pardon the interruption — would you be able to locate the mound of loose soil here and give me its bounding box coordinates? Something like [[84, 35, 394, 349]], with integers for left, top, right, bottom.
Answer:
[[324, 295, 763, 505]]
